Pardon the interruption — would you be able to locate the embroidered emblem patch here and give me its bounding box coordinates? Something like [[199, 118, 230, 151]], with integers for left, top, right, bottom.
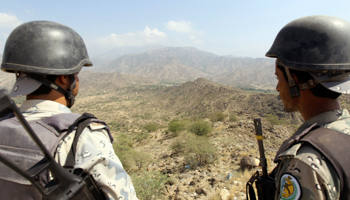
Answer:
[[280, 174, 301, 200]]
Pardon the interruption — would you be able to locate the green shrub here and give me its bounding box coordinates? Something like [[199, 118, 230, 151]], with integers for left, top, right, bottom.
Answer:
[[113, 134, 151, 171], [132, 171, 169, 200], [143, 123, 159, 132], [113, 144, 134, 170], [229, 113, 239, 122], [170, 133, 217, 169], [133, 132, 149, 143], [265, 114, 285, 125], [113, 144, 151, 171], [116, 134, 134, 147], [210, 112, 226, 122], [168, 119, 191, 133], [170, 139, 186, 154], [187, 120, 212, 136], [168, 120, 182, 133], [185, 136, 217, 167], [132, 151, 151, 170]]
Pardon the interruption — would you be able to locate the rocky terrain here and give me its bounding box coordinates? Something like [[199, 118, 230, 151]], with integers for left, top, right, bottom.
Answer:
[[133, 116, 295, 200], [69, 76, 303, 199]]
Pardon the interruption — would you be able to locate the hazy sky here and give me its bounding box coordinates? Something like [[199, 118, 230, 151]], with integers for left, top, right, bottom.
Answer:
[[1, 0, 350, 58]]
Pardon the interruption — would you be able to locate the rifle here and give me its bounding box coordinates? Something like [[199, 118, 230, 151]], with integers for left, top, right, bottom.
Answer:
[[246, 118, 275, 200], [0, 89, 105, 200]]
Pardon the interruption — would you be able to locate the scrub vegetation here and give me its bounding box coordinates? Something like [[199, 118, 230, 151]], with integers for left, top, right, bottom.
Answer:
[[68, 77, 309, 199]]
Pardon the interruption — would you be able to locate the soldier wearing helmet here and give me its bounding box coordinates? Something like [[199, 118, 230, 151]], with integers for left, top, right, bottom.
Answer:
[[0, 21, 138, 199], [267, 15, 350, 200]]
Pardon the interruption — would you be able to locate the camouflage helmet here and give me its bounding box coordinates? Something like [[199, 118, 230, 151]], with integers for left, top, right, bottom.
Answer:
[[1, 21, 92, 75], [266, 15, 350, 95]]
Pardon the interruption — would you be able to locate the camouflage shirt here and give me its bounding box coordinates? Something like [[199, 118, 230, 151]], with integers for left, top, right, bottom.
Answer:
[[20, 100, 139, 200], [274, 109, 350, 200]]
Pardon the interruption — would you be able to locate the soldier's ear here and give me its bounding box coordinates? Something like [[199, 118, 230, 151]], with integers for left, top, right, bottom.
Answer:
[[56, 75, 70, 89]]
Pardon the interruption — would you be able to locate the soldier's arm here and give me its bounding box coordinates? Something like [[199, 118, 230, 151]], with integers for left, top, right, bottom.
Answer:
[[275, 144, 340, 200], [56, 125, 139, 200]]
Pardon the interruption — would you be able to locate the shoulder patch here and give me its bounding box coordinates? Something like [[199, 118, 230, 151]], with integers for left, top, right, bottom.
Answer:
[[280, 173, 302, 200]]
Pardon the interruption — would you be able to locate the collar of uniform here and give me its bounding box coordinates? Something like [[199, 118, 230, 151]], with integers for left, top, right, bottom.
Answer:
[[20, 100, 72, 115], [303, 109, 345, 127], [291, 110, 343, 137], [274, 109, 345, 163]]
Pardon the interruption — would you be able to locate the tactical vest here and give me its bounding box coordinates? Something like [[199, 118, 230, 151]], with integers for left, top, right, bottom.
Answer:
[[0, 112, 112, 200], [275, 125, 350, 200]]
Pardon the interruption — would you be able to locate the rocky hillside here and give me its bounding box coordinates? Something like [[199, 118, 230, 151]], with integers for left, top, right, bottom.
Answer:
[[155, 78, 300, 123], [79, 70, 159, 90], [72, 77, 299, 199], [74, 76, 301, 131]]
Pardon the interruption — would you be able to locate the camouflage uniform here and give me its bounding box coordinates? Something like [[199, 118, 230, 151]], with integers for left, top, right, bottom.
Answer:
[[274, 109, 350, 200], [20, 99, 139, 200]]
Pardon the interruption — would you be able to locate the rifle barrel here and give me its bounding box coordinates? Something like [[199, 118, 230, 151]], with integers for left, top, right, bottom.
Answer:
[[254, 118, 268, 178]]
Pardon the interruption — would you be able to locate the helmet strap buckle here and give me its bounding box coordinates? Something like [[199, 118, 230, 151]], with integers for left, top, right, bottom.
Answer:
[[289, 86, 300, 98], [299, 79, 317, 91], [65, 91, 75, 108], [284, 66, 300, 98]]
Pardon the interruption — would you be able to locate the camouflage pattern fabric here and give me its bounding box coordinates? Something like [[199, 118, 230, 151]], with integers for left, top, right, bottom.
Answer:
[[274, 109, 350, 200], [20, 99, 139, 200]]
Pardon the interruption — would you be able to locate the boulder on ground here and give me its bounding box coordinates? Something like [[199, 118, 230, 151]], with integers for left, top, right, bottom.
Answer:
[[240, 156, 259, 169]]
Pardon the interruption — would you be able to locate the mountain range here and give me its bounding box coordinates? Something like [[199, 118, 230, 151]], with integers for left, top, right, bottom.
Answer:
[[88, 46, 276, 90]]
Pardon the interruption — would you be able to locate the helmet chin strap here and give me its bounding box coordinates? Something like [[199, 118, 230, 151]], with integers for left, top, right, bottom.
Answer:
[[66, 74, 76, 108], [276, 60, 300, 98], [26, 74, 76, 108], [283, 66, 301, 98]]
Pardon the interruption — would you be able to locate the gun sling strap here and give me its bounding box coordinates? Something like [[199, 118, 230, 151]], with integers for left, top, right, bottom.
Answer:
[[63, 113, 107, 200], [63, 112, 96, 168]]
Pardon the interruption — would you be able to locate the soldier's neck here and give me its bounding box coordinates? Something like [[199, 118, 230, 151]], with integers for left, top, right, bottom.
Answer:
[[27, 91, 68, 107], [298, 91, 340, 121]]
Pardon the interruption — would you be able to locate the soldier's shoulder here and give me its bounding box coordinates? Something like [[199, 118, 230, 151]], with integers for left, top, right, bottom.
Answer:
[[325, 119, 350, 135], [297, 143, 338, 182], [279, 143, 337, 181], [278, 143, 302, 160]]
